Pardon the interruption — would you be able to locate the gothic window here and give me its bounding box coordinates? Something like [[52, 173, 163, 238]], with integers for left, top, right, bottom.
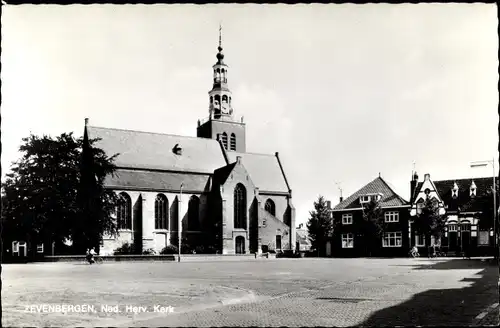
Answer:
[[265, 199, 276, 216], [230, 133, 236, 151], [117, 192, 132, 230], [222, 132, 228, 149], [188, 196, 200, 231], [234, 183, 247, 229], [155, 194, 169, 230]]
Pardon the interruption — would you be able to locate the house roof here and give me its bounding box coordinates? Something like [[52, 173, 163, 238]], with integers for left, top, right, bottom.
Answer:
[[87, 126, 228, 174], [104, 168, 212, 192], [296, 229, 311, 246], [423, 177, 498, 212], [226, 152, 289, 193], [333, 177, 409, 211]]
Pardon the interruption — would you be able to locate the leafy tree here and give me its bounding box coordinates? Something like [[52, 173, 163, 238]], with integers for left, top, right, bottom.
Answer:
[[1, 132, 119, 256], [360, 198, 385, 257], [413, 196, 446, 245], [306, 195, 333, 256]]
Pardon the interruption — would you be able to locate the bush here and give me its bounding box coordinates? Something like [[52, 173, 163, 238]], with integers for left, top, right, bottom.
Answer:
[[113, 242, 134, 255], [160, 245, 178, 255], [142, 248, 156, 255]]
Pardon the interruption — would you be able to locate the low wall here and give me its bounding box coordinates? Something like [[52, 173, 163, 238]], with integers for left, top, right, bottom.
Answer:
[[43, 255, 176, 262], [38, 253, 275, 263]]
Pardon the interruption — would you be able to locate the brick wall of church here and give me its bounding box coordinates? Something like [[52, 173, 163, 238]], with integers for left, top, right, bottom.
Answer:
[[100, 189, 208, 256]]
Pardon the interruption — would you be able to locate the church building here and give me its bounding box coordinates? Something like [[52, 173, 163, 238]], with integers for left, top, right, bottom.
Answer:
[[85, 32, 296, 255]]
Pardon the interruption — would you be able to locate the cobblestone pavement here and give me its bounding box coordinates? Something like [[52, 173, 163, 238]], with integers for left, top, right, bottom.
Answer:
[[2, 257, 497, 327]]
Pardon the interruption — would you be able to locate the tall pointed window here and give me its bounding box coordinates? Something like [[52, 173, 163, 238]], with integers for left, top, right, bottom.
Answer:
[[265, 199, 276, 216], [117, 192, 132, 230], [155, 194, 169, 230], [230, 133, 236, 151], [234, 183, 247, 229], [188, 196, 200, 231], [222, 132, 228, 150]]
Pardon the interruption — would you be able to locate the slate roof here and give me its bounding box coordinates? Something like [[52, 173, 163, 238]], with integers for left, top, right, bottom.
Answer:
[[213, 163, 237, 185], [415, 177, 498, 213], [87, 126, 228, 174], [333, 177, 409, 211], [226, 152, 289, 193], [105, 169, 212, 192]]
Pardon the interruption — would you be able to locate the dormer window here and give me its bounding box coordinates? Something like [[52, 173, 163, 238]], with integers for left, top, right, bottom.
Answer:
[[452, 182, 459, 199], [470, 181, 477, 197], [360, 195, 371, 203]]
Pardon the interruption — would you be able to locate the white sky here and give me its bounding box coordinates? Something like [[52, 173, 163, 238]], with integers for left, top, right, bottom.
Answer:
[[2, 4, 498, 226]]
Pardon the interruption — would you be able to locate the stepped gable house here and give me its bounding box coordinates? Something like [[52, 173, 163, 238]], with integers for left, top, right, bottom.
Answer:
[[330, 176, 411, 257], [84, 32, 296, 255], [409, 172, 497, 256]]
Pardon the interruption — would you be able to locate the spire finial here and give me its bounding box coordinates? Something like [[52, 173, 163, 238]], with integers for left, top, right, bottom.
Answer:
[[218, 23, 222, 51]]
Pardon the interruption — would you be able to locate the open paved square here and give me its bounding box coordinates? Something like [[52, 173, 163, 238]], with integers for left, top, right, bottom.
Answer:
[[2, 258, 498, 327]]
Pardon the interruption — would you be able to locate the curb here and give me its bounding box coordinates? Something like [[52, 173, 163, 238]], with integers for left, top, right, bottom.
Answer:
[[473, 302, 499, 326]]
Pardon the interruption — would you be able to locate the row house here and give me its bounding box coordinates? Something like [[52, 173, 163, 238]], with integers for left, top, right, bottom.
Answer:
[[409, 172, 497, 256]]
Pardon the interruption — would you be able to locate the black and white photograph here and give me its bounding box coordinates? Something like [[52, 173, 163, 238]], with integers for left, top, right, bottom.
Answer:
[[1, 3, 499, 327]]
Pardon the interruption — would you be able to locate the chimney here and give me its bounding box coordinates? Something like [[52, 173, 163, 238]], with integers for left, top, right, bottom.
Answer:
[[236, 156, 242, 164], [326, 200, 332, 209], [339, 196, 343, 203], [424, 173, 430, 181], [410, 171, 418, 202]]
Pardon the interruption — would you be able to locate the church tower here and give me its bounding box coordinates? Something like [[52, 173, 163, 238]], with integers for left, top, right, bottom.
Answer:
[[197, 26, 246, 152]]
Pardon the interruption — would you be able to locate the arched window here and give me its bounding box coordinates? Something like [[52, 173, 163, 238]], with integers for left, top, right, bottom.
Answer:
[[221, 132, 228, 150], [222, 95, 228, 103], [188, 196, 200, 231], [230, 133, 236, 151], [117, 192, 132, 230], [265, 199, 276, 216], [155, 194, 169, 230], [234, 184, 247, 229]]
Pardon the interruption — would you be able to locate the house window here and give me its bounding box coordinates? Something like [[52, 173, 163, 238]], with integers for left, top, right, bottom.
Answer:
[[265, 199, 276, 216], [478, 231, 490, 245], [415, 235, 425, 247], [461, 223, 471, 231], [448, 224, 458, 232], [221, 132, 228, 150], [383, 232, 402, 247], [470, 188, 476, 197], [384, 211, 399, 223], [117, 192, 132, 230], [360, 196, 371, 203], [37, 244, 44, 253], [342, 214, 353, 225], [341, 233, 354, 248], [262, 219, 266, 227], [230, 133, 236, 151], [234, 183, 247, 229], [12, 241, 19, 253], [154, 194, 169, 230]]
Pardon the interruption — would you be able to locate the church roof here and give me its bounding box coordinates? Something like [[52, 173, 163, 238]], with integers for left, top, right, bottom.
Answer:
[[333, 177, 409, 211], [104, 169, 212, 193], [226, 152, 289, 193], [87, 126, 228, 174]]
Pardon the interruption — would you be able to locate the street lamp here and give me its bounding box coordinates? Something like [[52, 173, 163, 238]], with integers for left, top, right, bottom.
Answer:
[[178, 182, 184, 262], [470, 159, 497, 258]]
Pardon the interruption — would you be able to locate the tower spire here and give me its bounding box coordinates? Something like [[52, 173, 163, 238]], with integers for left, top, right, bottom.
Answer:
[[216, 23, 224, 63]]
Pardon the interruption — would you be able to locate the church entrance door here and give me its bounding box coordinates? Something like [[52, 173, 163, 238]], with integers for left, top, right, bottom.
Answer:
[[235, 236, 245, 254]]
